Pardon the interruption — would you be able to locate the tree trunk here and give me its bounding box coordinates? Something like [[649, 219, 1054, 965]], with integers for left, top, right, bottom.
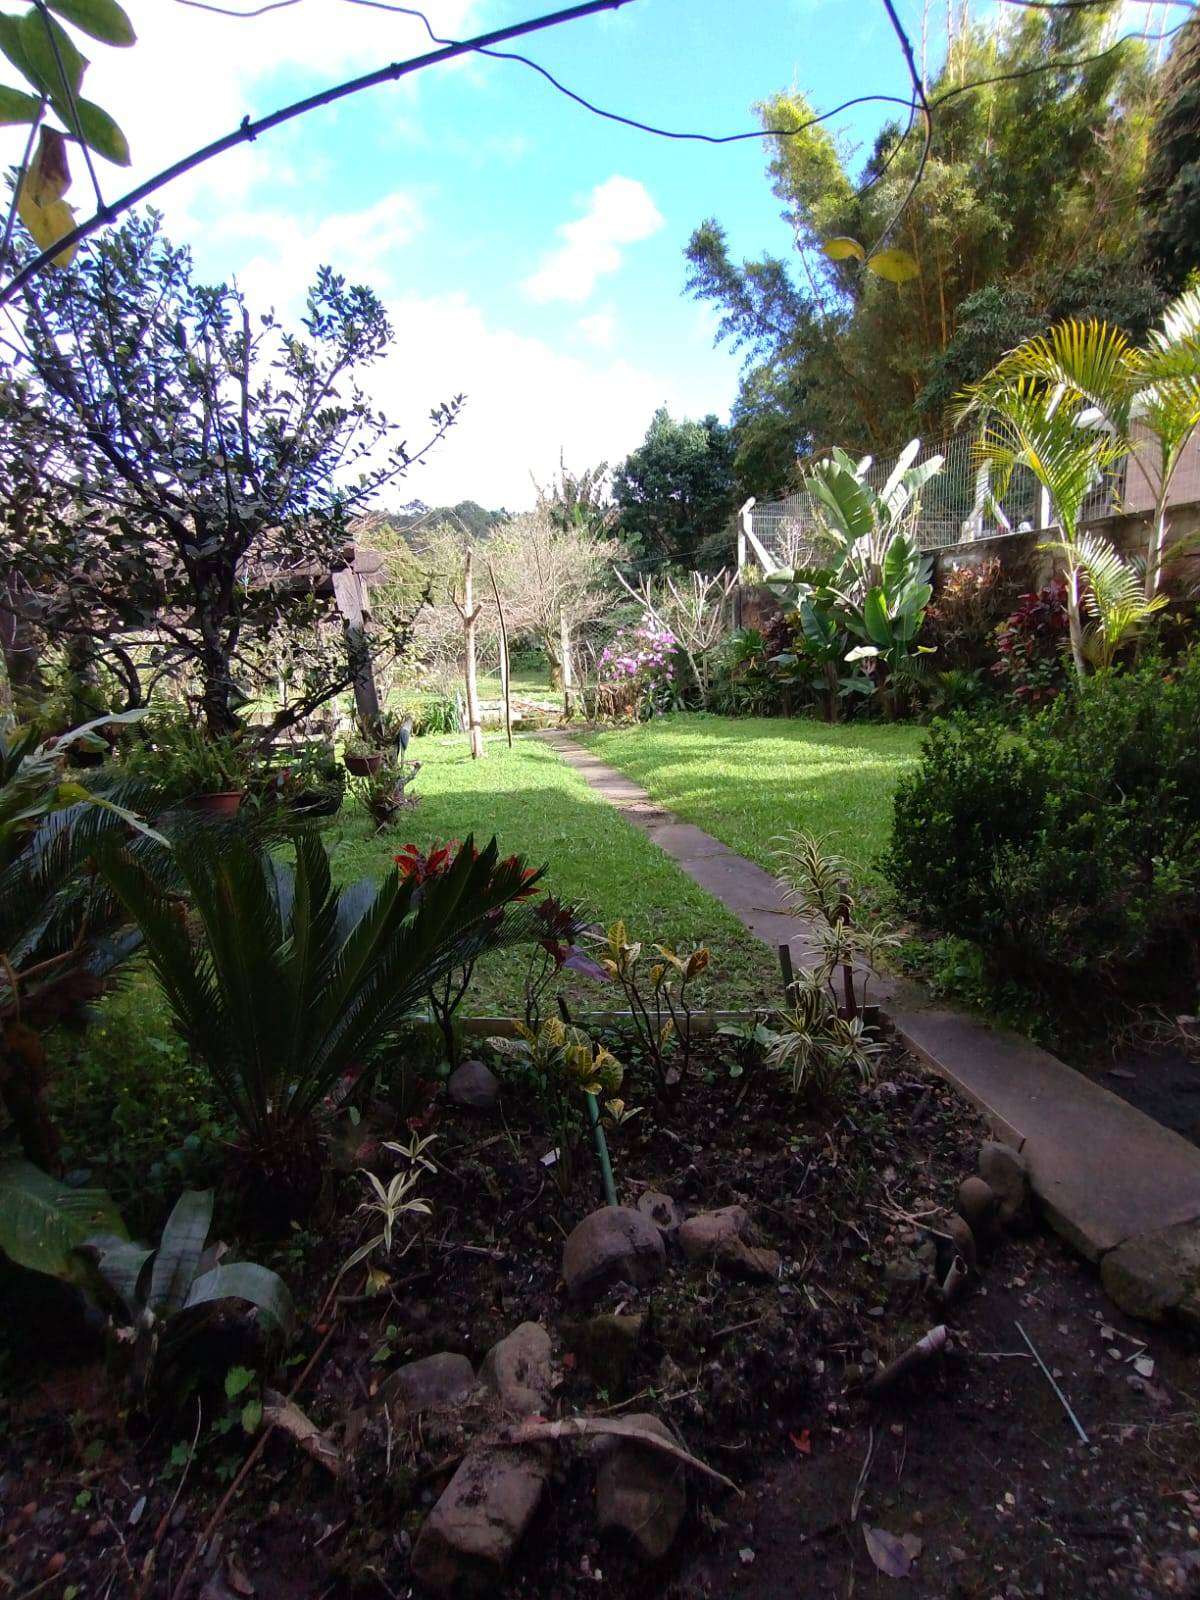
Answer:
[[1065, 565, 1089, 680], [332, 565, 382, 738], [488, 561, 513, 748], [560, 613, 574, 721], [0, 1028, 61, 1173], [462, 554, 484, 760]]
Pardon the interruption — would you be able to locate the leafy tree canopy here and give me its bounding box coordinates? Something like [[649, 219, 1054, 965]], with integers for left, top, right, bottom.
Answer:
[[686, 3, 1156, 481], [612, 407, 739, 571]]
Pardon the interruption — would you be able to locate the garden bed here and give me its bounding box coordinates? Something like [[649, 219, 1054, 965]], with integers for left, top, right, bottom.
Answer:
[[4, 1033, 1198, 1599]]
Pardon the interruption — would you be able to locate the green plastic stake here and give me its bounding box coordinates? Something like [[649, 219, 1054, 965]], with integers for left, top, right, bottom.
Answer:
[[585, 1091, 619, 1209]]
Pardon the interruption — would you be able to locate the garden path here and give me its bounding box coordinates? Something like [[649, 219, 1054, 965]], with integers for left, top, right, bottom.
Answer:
[[540, 729, 1200, 1325]]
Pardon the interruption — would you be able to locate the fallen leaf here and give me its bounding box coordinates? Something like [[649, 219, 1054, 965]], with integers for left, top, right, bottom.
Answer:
[[863, 1524, 922, 1578], [1134, 1356, 1156, 1379], [790, 1429, 812, 1456], [261, 1391, 342, 1478]]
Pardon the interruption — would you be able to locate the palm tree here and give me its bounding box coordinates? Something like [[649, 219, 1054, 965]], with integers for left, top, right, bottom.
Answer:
[[965, 379, 1132, 678], [963, 294, 1200, 598]]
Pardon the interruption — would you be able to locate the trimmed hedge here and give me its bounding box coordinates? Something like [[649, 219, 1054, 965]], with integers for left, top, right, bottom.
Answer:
[[885, 650, 1200, 981]]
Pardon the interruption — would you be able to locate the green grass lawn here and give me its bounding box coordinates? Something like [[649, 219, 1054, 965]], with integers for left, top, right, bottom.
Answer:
[[325, 730, 780, 1013], [581, 713, 926, 890]]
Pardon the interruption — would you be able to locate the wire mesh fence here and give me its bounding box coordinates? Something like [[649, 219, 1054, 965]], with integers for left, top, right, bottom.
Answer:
[[739, 421, 1200, 573]]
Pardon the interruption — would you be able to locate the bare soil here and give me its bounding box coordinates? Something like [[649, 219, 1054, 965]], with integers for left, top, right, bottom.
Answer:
[[2, 1039, 1198, 1599]]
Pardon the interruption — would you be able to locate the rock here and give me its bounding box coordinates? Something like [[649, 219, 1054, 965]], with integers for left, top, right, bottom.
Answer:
[[678, 1205, 779, 1280], [481, 1322, 553, 1417], [447, 1060, 500, 1112], [885, 1255, 925, 1290], [677, 1204, 751, 1262], [942, 1212, 977, 1272], [637, 1190, 683, 1232], [1100, 1221, 1200, 1328], [957, 1175, 999, 1239], [978, 1141, 1033, 1229], [562, 1206, 666, 1304], [595, 1413, 686, 1561], [567, 1313, 645, 1394], [716, 1238, 781, 1281], [411, 1446, 548, 1595], [380, 1352, 475, 1416]]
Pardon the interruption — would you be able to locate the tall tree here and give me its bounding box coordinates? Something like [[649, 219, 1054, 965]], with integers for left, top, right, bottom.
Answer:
[[686, 4, 1154, 467], [611, 407, 738, 570], [1143, 15, 1200, 295], [0, 211, 459, 737]]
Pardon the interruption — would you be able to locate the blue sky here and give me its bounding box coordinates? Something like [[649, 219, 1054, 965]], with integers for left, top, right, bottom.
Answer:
[[5, 0, 952, 506]]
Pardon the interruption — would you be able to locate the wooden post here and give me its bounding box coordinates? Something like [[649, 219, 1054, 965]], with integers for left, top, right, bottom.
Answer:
[[331, 563, 381, 736], [451, 550, 485, 760], [488, 559, 513, 749], [560, 611, 574, 721]]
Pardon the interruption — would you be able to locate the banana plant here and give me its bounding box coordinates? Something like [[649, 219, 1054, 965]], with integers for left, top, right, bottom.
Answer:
[[80, 1188, 294, 1402]]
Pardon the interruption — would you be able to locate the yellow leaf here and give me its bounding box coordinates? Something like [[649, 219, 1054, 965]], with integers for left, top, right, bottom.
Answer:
[[685, 948, 710, 980], [18, 161, 78, 266], [822, 236, 866, 262], [866, 247, 920, 283]]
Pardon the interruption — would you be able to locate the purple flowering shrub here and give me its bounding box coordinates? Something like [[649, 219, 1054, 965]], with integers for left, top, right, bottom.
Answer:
[[597, 616, 680, 717]]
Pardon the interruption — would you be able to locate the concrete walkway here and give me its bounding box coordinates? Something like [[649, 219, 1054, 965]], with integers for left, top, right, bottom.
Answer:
[[542, 729, 1200, 1327]]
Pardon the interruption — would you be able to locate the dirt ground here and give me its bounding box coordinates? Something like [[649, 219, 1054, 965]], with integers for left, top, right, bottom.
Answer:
[[2, 1042, 1198, 1599]]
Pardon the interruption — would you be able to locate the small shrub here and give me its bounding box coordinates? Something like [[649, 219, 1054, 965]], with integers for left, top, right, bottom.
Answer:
[[885, 650, 1200, 986], [924, 557, 1015, 671], [992, 580, 1071, 710]]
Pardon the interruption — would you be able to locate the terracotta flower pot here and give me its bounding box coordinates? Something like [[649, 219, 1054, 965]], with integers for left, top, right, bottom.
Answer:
[[189, 790, 245, 817], [345, 752, 383, 776]]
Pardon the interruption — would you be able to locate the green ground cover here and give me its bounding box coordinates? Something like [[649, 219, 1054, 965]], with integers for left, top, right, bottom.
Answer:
[[582, 713, 925, 890], [325, 730, 778, 1014]]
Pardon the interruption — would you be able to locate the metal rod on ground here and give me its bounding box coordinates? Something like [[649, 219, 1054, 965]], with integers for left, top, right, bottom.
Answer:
[[1015, 1320, 1089, 1445]]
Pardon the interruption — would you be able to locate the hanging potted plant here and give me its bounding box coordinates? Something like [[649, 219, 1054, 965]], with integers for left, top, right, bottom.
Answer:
[[344, 731, 384, 777], [125, 717, 250, 814]]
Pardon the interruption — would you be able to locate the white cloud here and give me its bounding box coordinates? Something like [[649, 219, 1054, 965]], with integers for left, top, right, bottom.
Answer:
[[0, 0, 480, 222], [221, 191, 423, 309], [366, 289, 686, 508], [578, 310, 616, 349], [522, 175, 663, 305]]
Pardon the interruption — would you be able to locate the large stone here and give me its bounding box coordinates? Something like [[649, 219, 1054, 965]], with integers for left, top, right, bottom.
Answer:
[[447, 1060, 500, 1112], [481, 1322, 553, 1417], [942, 1212, 977, 1272], [595, 1413, 687, 1561], [1100, 1221, 1200, 1328], [979, 1141, 1033, 1229], [380, 1352, 475, 1416], [678, 1205, 780, 1280], [637, 1190, 683, 1233], [957, 1176, 999, 1240], [562, 1206, 666, 1303], [411, 1446, 548, 1595], [677, 1205, 750, 1263]]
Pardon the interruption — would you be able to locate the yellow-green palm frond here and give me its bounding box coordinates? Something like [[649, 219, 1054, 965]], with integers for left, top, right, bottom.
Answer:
[[959, 318, 1136, 426]]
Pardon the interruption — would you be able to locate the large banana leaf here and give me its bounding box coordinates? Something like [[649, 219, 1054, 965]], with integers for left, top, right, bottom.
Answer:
[[0, 1159, 126, 1280]]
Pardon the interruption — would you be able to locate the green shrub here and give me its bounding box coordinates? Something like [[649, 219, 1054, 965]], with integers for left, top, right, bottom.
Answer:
[[885, 649, 1200, 983]]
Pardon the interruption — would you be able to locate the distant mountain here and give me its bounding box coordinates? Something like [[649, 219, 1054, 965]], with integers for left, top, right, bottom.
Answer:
[[383, 500, 509, 543]]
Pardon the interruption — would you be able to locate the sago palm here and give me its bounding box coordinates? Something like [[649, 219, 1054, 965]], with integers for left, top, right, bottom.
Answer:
[[102, 825, 543, 1212]]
